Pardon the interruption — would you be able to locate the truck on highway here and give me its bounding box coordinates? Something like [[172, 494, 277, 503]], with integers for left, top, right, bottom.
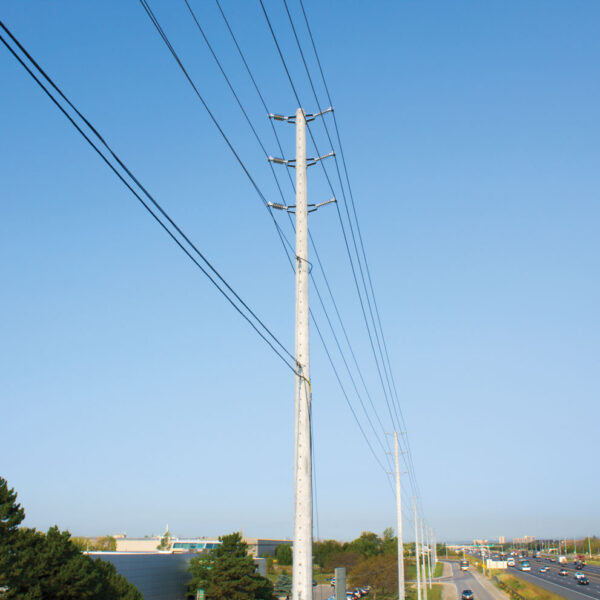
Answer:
[[520, 560, 531, 572], [558, 555, 567, 564], [460, 560, 469, 571], [507, 557, 515, 567]]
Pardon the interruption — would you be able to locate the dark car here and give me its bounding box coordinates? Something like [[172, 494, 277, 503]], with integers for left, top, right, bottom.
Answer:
[[578, 576, 590, 585], [461, 591, 474, 600], [559, 568, 568, 576]]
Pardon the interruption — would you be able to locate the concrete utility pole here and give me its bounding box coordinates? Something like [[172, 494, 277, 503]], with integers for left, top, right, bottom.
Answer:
[[394, 432, 405, 600], [292, 107, 312, 600], [421, 519, 428, 600], [269, 105, 335, 600], [415, 500, 422, 600]]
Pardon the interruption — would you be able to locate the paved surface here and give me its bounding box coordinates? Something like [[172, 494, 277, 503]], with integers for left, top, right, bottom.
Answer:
[[504, 557, 600, 600], [313, 583, 332, 600], [446, 561, 503, 600]]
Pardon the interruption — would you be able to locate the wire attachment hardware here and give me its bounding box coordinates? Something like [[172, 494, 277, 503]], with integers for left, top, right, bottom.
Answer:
[[269, 106, 333, 124], [267, 198, 336, 214], [268, 151, 335, 168]]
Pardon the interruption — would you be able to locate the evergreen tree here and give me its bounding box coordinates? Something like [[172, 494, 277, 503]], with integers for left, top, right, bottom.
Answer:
[[188, 532, 275, 600], [0, 476, 142, 599], [273, 573, 292, 596]]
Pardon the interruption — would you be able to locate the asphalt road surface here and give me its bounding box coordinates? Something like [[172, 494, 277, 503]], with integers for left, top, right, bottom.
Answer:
[[448, 561, 499, 600], [506, 557, 600, 600]]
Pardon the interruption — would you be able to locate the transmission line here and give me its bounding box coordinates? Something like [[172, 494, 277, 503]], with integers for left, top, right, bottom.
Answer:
[[0, 19, 296, 374]]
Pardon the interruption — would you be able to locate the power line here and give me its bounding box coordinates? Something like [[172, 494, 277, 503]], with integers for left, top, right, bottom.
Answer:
[[259, 0, 402, 449], [297, 0, 426, 505], [0, 19, 296, 374], [178, 0, 396, 475]]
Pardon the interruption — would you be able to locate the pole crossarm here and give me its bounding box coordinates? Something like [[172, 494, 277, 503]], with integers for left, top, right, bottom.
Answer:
[[267, 198, 337, 213], [269, 106, 333, 123], [268, 150, 335, 167]]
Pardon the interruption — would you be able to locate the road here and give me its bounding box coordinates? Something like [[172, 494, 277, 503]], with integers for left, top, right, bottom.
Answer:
[[447, 561, 502, 600], [505, 557, 600, 600]]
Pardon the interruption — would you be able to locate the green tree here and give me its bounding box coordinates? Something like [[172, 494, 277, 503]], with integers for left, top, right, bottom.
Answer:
[[275, 543, 293, 566], [273, 573, 292, 596], [324, 551, 361, 573], [313, 539, 343, 568], [0, 477, 142, 600], [349, 531, 382, 558], [157, 529, 172, 551], [381, 527, 397, 556], [188, 532, 275, 600], [349, 554, 397, 600], [97, 535, 117, 551]]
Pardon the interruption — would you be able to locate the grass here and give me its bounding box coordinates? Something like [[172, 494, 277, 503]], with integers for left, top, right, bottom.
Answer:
[[405, 583, 443, 600], [493, 572, 565, 600]]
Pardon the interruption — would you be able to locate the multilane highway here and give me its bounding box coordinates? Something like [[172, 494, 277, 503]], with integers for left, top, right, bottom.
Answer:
[[507, 557, 600, 600]]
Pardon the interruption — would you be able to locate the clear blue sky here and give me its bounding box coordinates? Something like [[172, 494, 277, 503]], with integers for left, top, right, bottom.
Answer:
[[1, 0, 598, 543]]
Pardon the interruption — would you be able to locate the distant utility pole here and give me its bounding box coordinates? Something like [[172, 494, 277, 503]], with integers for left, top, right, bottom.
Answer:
[[427, 527, 432, 589], [421, 519, 428, 600], [394, 432, 405, 600], [415, 500, 422, 600], [268, 106, 334, 600]]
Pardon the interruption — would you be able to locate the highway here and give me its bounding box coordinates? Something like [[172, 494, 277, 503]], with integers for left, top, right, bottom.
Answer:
[[506, 557, 600, 600]]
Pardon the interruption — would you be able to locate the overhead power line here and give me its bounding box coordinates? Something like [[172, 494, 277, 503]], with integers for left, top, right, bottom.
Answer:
[[0, 19, 296, 373], [141, 0, 396, 479]]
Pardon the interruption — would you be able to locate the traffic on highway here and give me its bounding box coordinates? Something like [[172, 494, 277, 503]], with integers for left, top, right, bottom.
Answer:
[[464, 548, 600, 600]]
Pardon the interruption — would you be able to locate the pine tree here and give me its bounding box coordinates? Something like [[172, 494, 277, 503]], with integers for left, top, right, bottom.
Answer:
[[0, 476, 143, 599], [273, 573, 292, 596], [188, 532, 275, 600]]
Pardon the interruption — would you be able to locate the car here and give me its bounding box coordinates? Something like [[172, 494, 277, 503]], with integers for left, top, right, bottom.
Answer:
[[540, 566, 549, 573], [578, 577, 590, 585], [461, 591, 474, 600], [559, 569, 568, 576]]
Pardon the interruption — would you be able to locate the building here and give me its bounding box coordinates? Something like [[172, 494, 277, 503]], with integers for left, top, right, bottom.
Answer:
[[513, 536, 535, 545], [171, 539, 220, 553], [242, 537, 292, 558], [499, 536, 506, 544], [473, 539, 488, 546], [90, 552, 266, 600], [116, 537, 162, 552], [115, 535, 290, 557]]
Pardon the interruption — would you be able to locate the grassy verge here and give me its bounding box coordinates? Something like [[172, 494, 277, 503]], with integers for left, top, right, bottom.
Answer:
[[405, 583, 443, 600], [493, 572, 565, 600]]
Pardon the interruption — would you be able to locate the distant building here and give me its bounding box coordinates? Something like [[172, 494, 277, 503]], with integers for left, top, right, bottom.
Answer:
[[473, 539, 488, 546], [243, 538, 292, 557], [115, 535, 290, 557], [499, 536, 506, 544], [116, 537, 161, 552], [172, 539, 220, 553], [513, 536, 535, 544], [90, 552, 266, 600]]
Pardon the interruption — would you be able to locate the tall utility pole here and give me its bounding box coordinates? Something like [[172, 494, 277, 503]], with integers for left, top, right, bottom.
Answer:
[[269, 106, 335, 600], [394, 432, 405, 600], [292, 107, 312, 600], [415, 500, 422, 600], [421, 519, 428, 600]]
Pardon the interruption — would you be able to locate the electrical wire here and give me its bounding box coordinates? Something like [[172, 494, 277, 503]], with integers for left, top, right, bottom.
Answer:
[[0, 19, 296, 374]]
